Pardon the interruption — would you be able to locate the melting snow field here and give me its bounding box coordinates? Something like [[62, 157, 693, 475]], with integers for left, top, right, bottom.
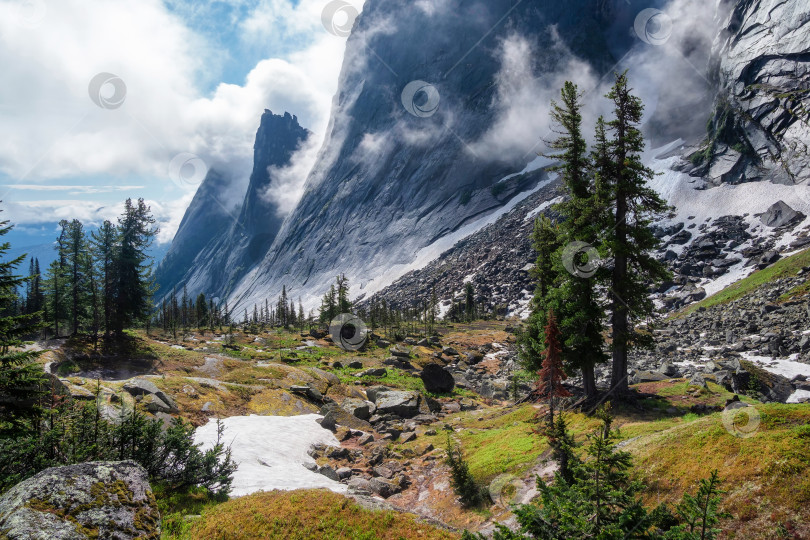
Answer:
[[195, 414, 346, 497]]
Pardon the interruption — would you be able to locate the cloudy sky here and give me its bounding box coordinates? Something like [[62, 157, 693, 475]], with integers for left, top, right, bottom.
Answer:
[[0, 0, 363, 248]]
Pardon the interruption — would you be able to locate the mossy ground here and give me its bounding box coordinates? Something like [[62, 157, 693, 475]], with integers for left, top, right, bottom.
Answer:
[[162, 489, 458, 540]]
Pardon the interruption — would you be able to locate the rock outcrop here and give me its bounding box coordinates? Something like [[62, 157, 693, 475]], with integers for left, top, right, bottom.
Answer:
[[0, 461, 160, 539], [155, 110, 310, 301], [681, 0, 810, 185]]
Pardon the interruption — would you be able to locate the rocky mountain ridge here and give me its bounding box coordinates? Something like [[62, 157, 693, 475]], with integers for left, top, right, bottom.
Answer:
[[154, 110, 309, 300]]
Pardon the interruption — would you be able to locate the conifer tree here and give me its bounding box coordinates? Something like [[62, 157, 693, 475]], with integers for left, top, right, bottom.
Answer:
[[195, 293, 208, 331], [0, 210, 45, 434], [319, 284, 338, 324], [603, 73, 670, 392], [464, 282, 476, 322], [277, 286, 288, 327], [518, 216, 561, 372], [546, 82, 608, 400], [535, 310, 570, 430], [90, 220, 117, 336], [114, 198, 157, 335], [336, 274, 351, 314], [63, 219, 87, 335]]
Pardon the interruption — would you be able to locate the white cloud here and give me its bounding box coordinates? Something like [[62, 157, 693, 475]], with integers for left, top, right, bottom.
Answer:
[[3, 184, 144, 194], [261, 135, 322, 216], [0, 0, 355, 243], [468, 31, 601, 164]]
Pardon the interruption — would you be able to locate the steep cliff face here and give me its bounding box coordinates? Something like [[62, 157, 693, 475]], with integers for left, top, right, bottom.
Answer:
[[679, 0, 810, 186], [358, 0, 810, 316], [227, 0, 651, 312], [155, 110, 309, 299]]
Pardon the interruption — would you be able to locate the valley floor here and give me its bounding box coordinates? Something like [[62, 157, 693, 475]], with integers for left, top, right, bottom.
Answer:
[[35, 304, 810, 539]]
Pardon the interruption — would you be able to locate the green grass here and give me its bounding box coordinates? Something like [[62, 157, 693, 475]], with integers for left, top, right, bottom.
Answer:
[[675, 247, 810, 317]]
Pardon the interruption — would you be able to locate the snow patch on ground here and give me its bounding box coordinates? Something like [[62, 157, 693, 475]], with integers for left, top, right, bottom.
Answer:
[[194, 414, 346, 497], [739, 352, 810, 380], [788, 389, 810, 403], [524, 196, 563, 222], [649, 157, 810, 225]]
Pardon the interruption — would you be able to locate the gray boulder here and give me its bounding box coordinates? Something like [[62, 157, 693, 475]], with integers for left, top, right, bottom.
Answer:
[[373, 390, 421, 418], [356, 367, 387, 378], [389, 345, 411, 358], [341, 398, 371, 421], [0, 461, 160, 539], [319, 404, 373, 432], [759, 201, 803, 228], [123, 378, 177, 413]]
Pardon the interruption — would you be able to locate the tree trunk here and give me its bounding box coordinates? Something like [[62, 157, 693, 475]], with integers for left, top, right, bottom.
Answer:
[[611, 184, 629, 393], [582, 365, 597, 401]]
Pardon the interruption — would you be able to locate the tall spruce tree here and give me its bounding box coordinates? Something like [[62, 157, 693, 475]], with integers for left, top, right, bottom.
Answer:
[[0, 210, 45, 434], [546, 81, 608, 400], [603, 72, 670, 392], [63, 219, 87, 335], [91, 220, 117, 336], [113, 198, 157, 335]]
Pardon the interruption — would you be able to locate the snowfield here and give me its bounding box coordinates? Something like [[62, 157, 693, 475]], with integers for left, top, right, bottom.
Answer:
[[194, 414, 346, 497]]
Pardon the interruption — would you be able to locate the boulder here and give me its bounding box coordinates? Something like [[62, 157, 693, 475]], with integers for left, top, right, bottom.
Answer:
[[0, 461, 160, 539], [374, 390, 421, 418], [347, 477, 373, 494], [356, 368, 387, 378], [364, 386, 391, 403], [759, 200, 804, 228], [141, 393, 178, 414], [368, 477, 400, 498], [122, 378, 160, 397], [310, 328, 326, 339], [420, 364, 455, 393], [340, 398, 371, 421], [389, 345, 411, 358], [317, 466, 340, 481], [319, 404, 373, 432], [123, 378, 177, 412], [383, 357, 413, 369], [442, 346, 459, 356]]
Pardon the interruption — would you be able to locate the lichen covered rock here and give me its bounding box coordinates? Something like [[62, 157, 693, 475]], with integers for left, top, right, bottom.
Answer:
[[0, 461, 160, 539]]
